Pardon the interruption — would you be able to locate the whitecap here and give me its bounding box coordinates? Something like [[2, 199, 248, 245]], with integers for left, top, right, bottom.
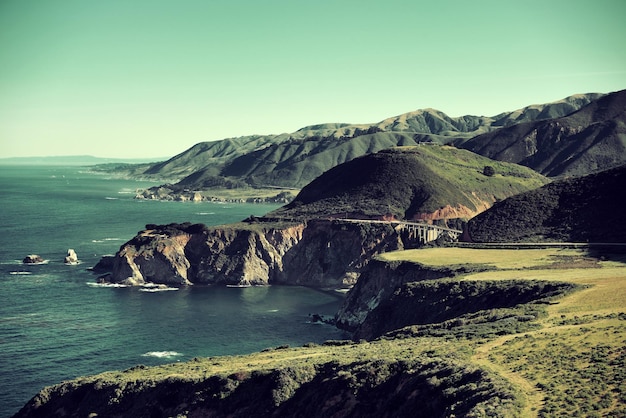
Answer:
[[86, 282, 129, 288], [195, 212, 215, 215], [141, 351, 182, 358], [92, 238, 124, 243], [267, 309, 279, 313], [9, 271, 32, 275], [22, 260, 49, 265], [104, 197, 118, 200], [139, 286, 178, 292]]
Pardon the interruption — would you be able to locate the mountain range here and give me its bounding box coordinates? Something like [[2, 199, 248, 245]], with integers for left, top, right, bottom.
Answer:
[[101, 90, 625, 192]]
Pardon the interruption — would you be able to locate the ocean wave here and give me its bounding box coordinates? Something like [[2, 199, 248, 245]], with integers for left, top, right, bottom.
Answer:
[[92, 238, 124, 243], [139, 285, 179, 292], [22, 260, 49, 265], [141, 351, 182, 358], [86, 282, 129, 288]]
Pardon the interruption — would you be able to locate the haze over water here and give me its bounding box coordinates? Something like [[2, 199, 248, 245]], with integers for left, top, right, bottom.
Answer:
[[0, 165, 347, 417]]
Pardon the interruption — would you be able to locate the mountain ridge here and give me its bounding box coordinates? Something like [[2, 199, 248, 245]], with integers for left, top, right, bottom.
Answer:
[[458, 89, 626, 177], [99, 92, 606, 191]]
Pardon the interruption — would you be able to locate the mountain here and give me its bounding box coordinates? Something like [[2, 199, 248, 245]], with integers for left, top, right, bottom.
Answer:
[[108, 92, 601, 191], [458, 89, 626, 177], [269, 145, 548, 221], [467, 163, 626, 242]]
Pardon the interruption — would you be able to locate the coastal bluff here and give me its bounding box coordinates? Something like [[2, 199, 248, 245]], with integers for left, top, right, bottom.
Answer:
[[99, 219, 406, 288]]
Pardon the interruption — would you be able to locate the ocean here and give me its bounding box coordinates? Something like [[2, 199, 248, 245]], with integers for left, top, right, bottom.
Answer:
[[0, 165, 347, 417]]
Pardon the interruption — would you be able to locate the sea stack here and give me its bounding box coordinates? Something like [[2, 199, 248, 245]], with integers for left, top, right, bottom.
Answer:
[[64, 249, 79, 265]]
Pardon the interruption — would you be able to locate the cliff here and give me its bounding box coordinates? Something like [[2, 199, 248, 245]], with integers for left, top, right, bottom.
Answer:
[[336, 252, 580, 341], [104, 220, 403, 288]]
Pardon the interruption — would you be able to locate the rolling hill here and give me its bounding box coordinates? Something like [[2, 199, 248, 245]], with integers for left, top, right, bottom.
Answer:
[[467, 163, 626, 242], [268, 145, 548, 221]]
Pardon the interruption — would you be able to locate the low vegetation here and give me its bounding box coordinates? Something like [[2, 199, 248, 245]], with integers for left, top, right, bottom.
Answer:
[[467, 164, 626, 243], [16, 246, 626, 417], [377, 246, 626, 417]]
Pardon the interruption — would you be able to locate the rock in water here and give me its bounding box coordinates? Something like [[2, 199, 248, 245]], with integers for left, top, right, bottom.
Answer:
[[64, 249, 79, 265], [23, 254, 45, 264]]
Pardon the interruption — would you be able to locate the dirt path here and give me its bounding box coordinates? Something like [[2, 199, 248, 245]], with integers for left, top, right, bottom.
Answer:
[[472, 334, 544, 418]]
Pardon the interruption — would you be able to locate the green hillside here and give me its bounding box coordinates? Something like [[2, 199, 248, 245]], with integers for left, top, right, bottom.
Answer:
[[467, 164, 626, 243], [270, 145, 547, 221]]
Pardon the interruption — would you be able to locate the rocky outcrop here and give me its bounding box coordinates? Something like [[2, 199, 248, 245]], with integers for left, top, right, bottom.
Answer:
[[22, 254, 45, 264], [100, 220, 404, 288], [335, 260, 459, 332], [63, 249, 78, 265], [335, 258, 578, 341]]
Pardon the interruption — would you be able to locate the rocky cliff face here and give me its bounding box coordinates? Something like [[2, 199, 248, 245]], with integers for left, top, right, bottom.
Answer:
[[335, 260, 458, 331], [103, 220, 403, 288], [335, 258, 579, 341]]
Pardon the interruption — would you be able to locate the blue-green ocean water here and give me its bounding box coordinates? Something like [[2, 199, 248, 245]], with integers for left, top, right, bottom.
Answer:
[[0, 165, 347, 417]]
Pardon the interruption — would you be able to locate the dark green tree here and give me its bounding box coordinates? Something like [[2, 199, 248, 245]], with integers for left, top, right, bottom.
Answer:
[[483, 166, 496, 177]]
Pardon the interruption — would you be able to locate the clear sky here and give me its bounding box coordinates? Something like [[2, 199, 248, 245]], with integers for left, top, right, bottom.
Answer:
[[1, 0, 625, 158]]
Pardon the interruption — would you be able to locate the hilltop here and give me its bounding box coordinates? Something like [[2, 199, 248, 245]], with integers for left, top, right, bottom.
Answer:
[[269, 145, 547, 221], [467, 163, 626, 243]]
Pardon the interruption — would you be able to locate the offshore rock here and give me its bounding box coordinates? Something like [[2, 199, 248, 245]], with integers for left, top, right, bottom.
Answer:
[[102, 220, 404, 287], [22, 254, 45, 264], [63, 249, 79, 265]]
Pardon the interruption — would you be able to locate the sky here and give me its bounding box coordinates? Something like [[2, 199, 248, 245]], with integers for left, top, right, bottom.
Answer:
[[1, 0, 625, 159]]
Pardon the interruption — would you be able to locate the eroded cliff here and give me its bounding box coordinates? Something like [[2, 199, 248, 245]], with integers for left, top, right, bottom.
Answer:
[[103, 220, 404, 288]]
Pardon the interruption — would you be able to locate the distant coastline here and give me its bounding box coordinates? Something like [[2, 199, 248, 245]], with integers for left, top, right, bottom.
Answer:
[[0, 155, 165, 166]]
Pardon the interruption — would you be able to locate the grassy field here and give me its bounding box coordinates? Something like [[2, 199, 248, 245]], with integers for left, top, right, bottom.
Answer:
[[379, 247, 626, 417]]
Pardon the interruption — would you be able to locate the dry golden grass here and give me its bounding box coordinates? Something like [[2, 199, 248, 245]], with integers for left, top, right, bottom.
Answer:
[[379, 247, 594, 270], [382, 246, 626, 416]]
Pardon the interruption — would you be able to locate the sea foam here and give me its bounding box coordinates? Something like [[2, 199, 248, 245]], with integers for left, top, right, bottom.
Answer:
[[86, 282, 129, 288], [141, 351, 182, 358]]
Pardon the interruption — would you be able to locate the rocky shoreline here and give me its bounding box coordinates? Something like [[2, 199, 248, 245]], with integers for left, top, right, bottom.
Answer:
[[135, 185, 295, 204]]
